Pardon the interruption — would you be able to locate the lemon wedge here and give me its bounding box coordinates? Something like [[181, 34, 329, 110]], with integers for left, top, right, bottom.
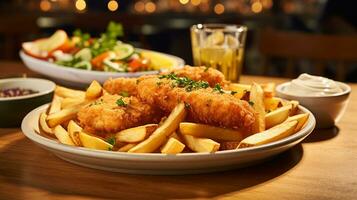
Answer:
[[141, 51, 175, 70]]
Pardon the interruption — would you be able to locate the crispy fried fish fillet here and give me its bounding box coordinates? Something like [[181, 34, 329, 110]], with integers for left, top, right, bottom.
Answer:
[[103, 77, 139, 96], [136, 76, 256, 131], [169, 65, 228, 87], [103, 66, 226, 95], [77, 94, 161, 133], [102, 66, 255, 131]]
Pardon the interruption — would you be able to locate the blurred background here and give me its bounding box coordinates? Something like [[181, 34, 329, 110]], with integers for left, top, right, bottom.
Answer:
[[1, 0, 356, 81]]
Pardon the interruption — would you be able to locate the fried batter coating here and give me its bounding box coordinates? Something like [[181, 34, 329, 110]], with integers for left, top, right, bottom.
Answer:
[[77, 94, 161, 133], [103, 66, 227, 95], [101, 66, 255, 132], [169, 65, 228, 87], [136, 77, 256, 132], [103, 77, 139, 96]]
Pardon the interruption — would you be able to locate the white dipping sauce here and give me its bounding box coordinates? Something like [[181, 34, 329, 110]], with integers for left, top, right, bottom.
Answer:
[[285, 73, 343, 96]]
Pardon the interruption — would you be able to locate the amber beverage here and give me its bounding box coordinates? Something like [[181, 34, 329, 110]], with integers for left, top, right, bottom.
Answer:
[[191, 24, 247, 82]]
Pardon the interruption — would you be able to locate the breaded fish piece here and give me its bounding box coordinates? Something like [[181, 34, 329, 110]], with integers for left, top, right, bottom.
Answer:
[[77, 94, 161, 133], [103, 66, 227, 95], [169, 65, 228, 87], [103, 77, 139, 96], [136, 76, 256, 132]]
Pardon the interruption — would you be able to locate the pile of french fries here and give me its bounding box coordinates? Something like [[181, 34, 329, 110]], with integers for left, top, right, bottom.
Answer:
[[38, 81, 309, 154]]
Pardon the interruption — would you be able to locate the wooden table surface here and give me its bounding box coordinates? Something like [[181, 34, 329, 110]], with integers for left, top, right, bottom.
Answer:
[[0, 62, 356, 200]]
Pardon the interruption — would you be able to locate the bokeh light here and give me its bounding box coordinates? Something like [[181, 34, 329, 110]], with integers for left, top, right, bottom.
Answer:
[[251, 1, 263, 13], [75, 0, 86, 11], [108, 0, 119, 12], [179, 0, 189, 5], [134, 1, 145, 12], [214, 3, 225, 15], [191, 0, 201, 6], [145, 2, 156, 13], [40, 0, 51, 12]]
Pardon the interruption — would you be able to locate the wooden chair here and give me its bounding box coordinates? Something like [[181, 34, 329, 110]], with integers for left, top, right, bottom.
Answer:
[[259, 28, 357, 80]]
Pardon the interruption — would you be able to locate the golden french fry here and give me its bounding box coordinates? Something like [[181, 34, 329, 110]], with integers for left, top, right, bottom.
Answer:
[[53, 125, 75, 146], [182, 134, 220, 153], [265, 105, 292, 129], [48, 95, 62, 114], [161, 137, 185, 154], [39, 112, 53, 135], [179, 122, 244, 141], [116, 124, 158, 143], [230, 83, 275, 99], [129, 103, 187, 153], [261, 82, 275, 98], [67, 120, 83, 146], [55, 86, 85, 98], [289, 100, 299, 116], [238, 120, 298, 148], [280, 99, 291, 107], [79, 131, 113, 150], [47, 104, 84, 128], [264, 97, 282, 112], [61, 97, 85, 109], [85, 80, 102, 100], [285, 113, 309, 132], [118, 143, 137, 152], [228, 83, 250, 99], [232, 90, 247, 99], [250, 83, 265, 132]]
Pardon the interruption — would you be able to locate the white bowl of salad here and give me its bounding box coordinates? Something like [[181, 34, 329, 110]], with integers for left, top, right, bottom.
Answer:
[[20, 22, 184, 86]]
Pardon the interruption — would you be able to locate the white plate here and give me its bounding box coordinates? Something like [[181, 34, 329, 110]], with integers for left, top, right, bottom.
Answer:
[[21, 104, 315, 175], [20, 50, 185, 87]]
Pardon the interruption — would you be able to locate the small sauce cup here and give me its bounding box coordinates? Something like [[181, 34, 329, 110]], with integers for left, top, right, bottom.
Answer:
[[276, 81, 350, 129], [0, 78, 55, 127]]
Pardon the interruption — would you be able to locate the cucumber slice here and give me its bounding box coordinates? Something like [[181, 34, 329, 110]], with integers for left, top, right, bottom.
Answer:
[[53, 50, 73, 62], [74, 48, 92, 61], [74, 60, 92, 70], [113, 44, 134, 60], [103, 57, 126, 72]]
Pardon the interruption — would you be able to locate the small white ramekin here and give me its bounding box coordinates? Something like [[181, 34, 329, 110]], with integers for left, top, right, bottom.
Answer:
[[276, 81, 351, 129]]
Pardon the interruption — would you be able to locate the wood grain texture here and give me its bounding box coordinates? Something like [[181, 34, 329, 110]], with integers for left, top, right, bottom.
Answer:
[[0, 62, 357, 200]]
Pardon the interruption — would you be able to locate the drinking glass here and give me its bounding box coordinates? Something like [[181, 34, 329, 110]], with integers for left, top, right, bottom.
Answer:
[[191, 24, 247, 82]]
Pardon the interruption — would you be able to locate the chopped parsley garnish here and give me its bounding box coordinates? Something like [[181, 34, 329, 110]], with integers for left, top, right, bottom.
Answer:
[[213, 84, 224, 94], [106, 137, 116, 146], [116, 98, 127, 107], [159, 73, 209, 92], [231, 91, 237, 95], [120, 91, 129, 97], [248, 101, 254, 106], [159, 73, 176, 80]]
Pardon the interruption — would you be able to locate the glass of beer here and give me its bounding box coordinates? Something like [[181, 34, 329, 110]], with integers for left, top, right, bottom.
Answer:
[[190, 24, 247, 82]]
